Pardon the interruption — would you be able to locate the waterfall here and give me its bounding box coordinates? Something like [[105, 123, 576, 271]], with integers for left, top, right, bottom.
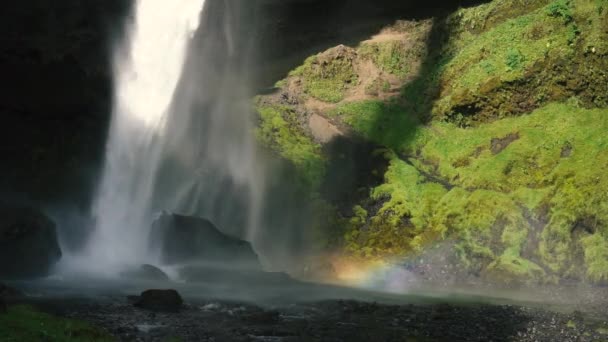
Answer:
[[77, 0, 265, 275]]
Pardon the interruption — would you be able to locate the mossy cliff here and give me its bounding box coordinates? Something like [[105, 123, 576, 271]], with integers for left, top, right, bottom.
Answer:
[[255, 0, 608, 284]]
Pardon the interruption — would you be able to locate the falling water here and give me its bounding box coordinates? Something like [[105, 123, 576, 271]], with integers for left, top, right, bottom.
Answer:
[[82, 0, 205, 272], [75, 0, 266, 274]]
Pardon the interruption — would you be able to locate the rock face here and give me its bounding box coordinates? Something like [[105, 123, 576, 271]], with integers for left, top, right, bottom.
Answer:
[[1, 1, 130, 205], [0, 204, 62, 279], [150, 213, 261, 269], [133, 289, 183, 313]]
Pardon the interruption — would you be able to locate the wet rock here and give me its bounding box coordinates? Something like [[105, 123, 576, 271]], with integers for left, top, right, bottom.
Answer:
[[243, 310, 281, 324], [0, 283, 23, 301], [120, 264, 170, 282], [561, 141, 573, 158], [309, 114, 343, 143], [133, 289, 183, 313], [0, 203, 62, 279], [150, 212, 261, 269], [298, 257, 338, 282], [490, 132, 520, 155], [0, 284, 22, 312], [126, 295, 141, 305]]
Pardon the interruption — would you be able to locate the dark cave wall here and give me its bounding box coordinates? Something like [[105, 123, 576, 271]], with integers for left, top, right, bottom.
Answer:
[[0, 0, 131, 206]]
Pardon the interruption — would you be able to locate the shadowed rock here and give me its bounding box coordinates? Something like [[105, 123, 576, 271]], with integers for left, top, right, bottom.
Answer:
[[0, 203, 61, 279], [0, 283, 23, 311], [150, 213, 261, 269], [133, 289, 183, 313], [0, 283, 23, 300]]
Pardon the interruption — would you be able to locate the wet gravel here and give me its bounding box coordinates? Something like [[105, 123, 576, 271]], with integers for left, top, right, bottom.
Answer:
[[46, 297, 608, 342]]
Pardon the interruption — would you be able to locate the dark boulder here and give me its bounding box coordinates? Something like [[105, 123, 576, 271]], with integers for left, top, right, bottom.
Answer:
[[0, 283, 23, 301], [0, 283, 23, 311], [150, 213, 261, 269], [120, 264, 170, 282], [0, 204, 62, 279], [133, 289, 183, 312]]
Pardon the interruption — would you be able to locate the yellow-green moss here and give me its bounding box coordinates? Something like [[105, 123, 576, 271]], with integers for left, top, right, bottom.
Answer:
[[371, 152, 448, 233], [255, 104, 325, 188], [329, 100, 422, 151], [289, 48, 358, 103], [256, 0, 608, 284], [336, 100, 608, 282], [0, 305, 113, 342], [358, 41, 413, 79], [435, 1, 576, 117], [580, 234, 608, 283]]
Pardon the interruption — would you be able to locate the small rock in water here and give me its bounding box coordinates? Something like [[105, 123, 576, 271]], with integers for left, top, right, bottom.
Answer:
[[133, 289, 183, 312]]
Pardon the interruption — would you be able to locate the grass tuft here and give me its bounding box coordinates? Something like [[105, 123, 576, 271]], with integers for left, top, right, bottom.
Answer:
[[0, 305, 114, 342]]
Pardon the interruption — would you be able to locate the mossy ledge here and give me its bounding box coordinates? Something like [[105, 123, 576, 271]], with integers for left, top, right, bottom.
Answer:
[[255, 0, 608, 285]]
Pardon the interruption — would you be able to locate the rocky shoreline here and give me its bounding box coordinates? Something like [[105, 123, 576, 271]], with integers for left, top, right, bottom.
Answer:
[[41, 295, 608, 342]]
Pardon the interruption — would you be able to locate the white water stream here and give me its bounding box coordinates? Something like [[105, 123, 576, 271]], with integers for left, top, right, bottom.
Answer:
[[73, 0, 265, 274]]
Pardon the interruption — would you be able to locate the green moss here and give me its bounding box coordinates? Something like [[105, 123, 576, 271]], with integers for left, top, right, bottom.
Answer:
[[371, 153, 447, 232], [546, 0, 574, 23], [580, 233, 608, 283], [274, 79, 287, 88], [329, 100, 421, 151], [350, 205, 368, 226], [255, 104, 325, 188], [431, 0, 608, 120], [0, 305, 113, 342], [448, 0, 551, 37], [505, 48, 526, 71], [382, 80, 391, 92], [257, 0, 608, 283], [336, 100, 608, 282], [487, 253, 546, 283], [443, 4, 572, 89], [578, 0, 608, 55], [358, 40, 413, 78], [290, 49, 358, 103]]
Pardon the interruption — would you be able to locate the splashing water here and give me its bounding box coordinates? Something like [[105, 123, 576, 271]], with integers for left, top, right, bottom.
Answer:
[[80, 0, 206, 274], [65, 0, 267, 276]]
